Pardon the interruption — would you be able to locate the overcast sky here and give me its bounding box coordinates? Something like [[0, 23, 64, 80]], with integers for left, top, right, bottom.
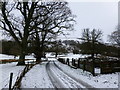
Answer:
[[59, 1, 118, 42], [0, 1, 118, 42]]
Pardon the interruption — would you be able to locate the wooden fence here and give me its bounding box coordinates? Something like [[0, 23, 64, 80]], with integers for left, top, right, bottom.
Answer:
[[100, 60, 120, 74], [58, 58, 120, 76], [0, 59, 34, 64]]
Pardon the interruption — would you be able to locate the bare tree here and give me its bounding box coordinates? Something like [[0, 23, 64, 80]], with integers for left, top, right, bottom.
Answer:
[[0, 1, 75, 64], [108, 26, 120, 59], [0, 1, 38, 65], [79, 28, 103, 58], [29, 1, 75, 62], [109, 27, 120, 46]]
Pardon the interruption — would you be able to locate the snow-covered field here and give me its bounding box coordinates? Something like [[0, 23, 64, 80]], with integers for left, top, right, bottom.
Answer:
[[0, 53, 119, 89], [57, 53, 92, 62], [0, 54, 18, 59], [0, 54, 35, 89], [21, 62, 54, 88], [0, 54, 35, 60], [0, 54, 36, 64], [0, 62, 25, 89]]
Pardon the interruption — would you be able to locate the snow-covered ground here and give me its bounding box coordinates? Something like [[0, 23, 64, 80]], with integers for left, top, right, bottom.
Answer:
[[55, 61, 118, 88], [46, 53, 90, 59], [0, 54, 18, 59], [0, 62, 25, 89], [48, 53, 119, 88], [0, 54, 35, 60], [0, 53, 119, 89], [47, 61, 86, 88], [57, 53, 90, 61], [0, 54, 36, 64], [20, 58, 119, 88], [21, 62, 54, 88], [0, 54, 35, 89]]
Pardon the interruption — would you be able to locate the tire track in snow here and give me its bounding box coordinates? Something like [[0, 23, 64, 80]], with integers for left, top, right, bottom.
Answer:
[[50, 62, 84, 88], [46, 61, 65, 88], [46, 61, 85, 89], [53, 61, 99, 90]]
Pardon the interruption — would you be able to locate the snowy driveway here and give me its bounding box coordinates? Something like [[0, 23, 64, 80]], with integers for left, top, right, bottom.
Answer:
[[46, 61, 92, 89]]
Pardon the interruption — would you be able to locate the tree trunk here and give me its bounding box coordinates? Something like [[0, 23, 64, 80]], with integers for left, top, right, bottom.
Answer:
[[91, 53, 94, 59], [17, 40, 27, 65], [36, 55, 42, 63], [35, 52, 43, 63], [118, 47, 120, 61], [17, 52, 25, 65], [92, 40, 95, 76], [92, 40, 95, 59]]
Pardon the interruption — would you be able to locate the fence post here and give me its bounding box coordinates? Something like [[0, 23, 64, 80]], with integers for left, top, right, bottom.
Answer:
[[33, 60, 35, 64], [77, 58, 80, 68], [27, 62, 29, 70], [62, 59, 63, 63], [72, 58, 73, 66], [73, 59, 75, 66], [110, 61, 113, 73], [83, 60, 86, 71], [67, 58, 69, 66], [92, 58, 95, 76], [23, 67, 26, 76], [9, 73, 13, 90]]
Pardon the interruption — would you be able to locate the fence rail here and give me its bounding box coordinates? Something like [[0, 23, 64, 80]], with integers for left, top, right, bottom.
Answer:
[[0, 59, 34, 64]]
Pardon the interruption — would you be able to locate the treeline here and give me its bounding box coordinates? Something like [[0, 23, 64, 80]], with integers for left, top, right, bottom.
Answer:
[[1, 40, 68, 56], [1, 40, 20, 56], [74, 41, 119, 58], [1, 39, 119, 58], [63, 40, 119, 58]]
